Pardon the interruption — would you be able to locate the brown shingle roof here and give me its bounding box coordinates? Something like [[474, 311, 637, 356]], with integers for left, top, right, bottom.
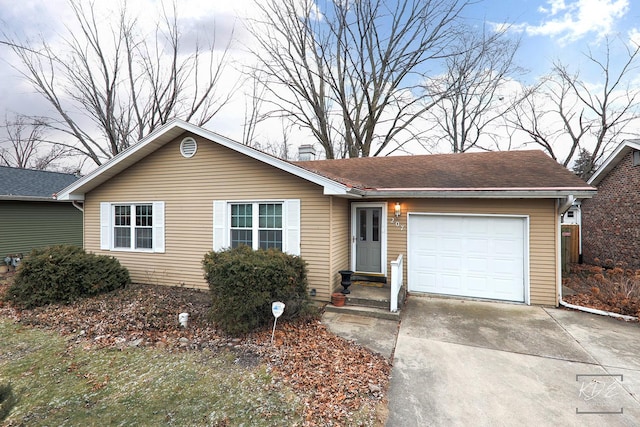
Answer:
[[294, 150, 592, 190]]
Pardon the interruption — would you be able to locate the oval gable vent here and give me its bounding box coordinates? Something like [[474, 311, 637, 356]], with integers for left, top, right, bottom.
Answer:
[[180, 137, 197, 158]]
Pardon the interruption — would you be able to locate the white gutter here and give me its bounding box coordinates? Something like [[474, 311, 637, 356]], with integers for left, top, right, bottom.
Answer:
[[0, 195, 62, 202], [559, 299, 638, 321], [558, 195, 575, 214], [72, 201, 84, 212], [358, 190, 595, 199]]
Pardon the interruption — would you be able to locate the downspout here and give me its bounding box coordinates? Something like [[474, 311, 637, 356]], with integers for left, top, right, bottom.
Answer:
[[576, 202, 583, 263], [558, 195, 575, 215], [556, 200, 563, 306], [72, 201, 84, 212]]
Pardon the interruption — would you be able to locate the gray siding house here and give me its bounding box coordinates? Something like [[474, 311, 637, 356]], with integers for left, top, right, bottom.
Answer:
[[0, 166, 82, 259]]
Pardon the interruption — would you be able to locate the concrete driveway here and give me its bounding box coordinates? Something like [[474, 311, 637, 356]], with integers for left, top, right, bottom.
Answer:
[[386, 296, 640, 426]]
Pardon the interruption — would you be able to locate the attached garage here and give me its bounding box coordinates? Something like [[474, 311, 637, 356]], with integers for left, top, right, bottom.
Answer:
[[408, 214, 528, 303]]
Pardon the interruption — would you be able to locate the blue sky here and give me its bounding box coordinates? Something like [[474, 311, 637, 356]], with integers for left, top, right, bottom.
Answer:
[[469, 0, 639, 80]]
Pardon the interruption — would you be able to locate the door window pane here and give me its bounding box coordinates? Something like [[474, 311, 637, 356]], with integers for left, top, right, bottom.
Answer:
[[359, 209, 367, 241], [372, 209, 380, 242]]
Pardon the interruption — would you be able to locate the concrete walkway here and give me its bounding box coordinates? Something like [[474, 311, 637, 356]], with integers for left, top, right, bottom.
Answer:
[[322, 310, 399, 361], [386, 296, 640, 426]]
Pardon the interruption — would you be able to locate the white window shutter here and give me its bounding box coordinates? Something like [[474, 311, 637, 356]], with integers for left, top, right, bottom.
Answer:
[[284, 199, 300, 255], [100, 202, 111, 250], [213, 201, 227, 251], [153, 201, 165, 253]]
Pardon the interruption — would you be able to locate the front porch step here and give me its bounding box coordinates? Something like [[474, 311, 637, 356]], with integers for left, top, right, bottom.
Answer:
[[347, 284, 391, 309], [333, 283, 405, 314], [324, 303, 400, 321]]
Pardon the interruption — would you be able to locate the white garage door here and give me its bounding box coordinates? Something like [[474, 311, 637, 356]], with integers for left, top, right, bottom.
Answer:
[[408, 214, 526, 302]]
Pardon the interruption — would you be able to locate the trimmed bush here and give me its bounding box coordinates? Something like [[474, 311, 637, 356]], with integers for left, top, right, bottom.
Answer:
[[4, 245, 130, 308], [203, 246, 311, 335]]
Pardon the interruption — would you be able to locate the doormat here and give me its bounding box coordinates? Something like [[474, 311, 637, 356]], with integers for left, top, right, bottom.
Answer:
[[353, 280, 384, 288]]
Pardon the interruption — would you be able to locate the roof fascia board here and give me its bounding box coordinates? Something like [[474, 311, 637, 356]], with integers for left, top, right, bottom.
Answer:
[[588, 139, 640, 186], [57, 120, 350, 200], [356, 189, 597, 198], [0, 195, 65, 202]]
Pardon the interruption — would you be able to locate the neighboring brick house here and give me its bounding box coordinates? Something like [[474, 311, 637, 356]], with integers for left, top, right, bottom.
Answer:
[[582, 139, 640, 268]]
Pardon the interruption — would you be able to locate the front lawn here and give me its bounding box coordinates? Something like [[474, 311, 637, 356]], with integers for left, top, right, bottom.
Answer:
[[1, 320, 301, 426], [0, 280, 390, 426]]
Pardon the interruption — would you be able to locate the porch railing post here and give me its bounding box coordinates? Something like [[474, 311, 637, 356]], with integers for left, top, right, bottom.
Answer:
[[390, 254, 403, 312]]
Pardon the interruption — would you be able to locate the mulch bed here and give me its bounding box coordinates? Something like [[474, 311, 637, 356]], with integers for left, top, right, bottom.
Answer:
[[0, 281, 390, 426]]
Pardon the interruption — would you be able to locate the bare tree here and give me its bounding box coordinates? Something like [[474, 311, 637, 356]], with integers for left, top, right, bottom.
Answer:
[[509, 36, 640, 171], [252, 119, 296, 160], [247, 0, 476, 159], [425, 26, 523, 153], [241, 69, 268, 146], [5, 0, 236, 166], [0, 114, 75, 170]]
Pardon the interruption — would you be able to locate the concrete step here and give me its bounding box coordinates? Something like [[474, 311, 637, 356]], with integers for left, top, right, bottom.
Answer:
[[346, 294, 390, 310], [340, 283, 405, 311], [324, 303, 400, 321]]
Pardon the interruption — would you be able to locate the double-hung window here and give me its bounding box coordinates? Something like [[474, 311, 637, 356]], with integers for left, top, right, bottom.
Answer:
[[214, 199, 299, 255], [100, 202, 165, 253], [230, 202, 283, 250]]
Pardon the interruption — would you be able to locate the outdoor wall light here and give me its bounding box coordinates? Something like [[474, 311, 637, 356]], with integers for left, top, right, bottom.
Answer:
[[394, 202, 401, 218]]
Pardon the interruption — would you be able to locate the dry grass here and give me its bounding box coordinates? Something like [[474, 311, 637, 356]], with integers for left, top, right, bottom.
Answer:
[[563, 263, 640, 317], [0, 279, 390, 426]]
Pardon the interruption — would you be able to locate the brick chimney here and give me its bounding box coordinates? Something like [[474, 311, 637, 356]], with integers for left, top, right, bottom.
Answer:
[[298, 144, 316, 161]]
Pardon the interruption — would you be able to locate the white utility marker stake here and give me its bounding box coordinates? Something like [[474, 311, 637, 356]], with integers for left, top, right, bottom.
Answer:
[[271, 302, 285, 344]]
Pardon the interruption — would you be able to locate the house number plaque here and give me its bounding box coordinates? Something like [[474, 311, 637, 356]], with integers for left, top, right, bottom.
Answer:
[[389, 216, 405, 231]]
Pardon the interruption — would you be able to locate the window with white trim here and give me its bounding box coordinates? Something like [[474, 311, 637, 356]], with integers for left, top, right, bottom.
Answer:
[[213, 199, 299, 255], [230, 202, 283, 250], [100, 202, 165, 253]]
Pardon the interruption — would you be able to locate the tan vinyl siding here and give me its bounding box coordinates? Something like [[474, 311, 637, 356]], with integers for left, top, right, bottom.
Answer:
[[329, 196, 350, 293], [0, 200, 82, 256], [383, 198, 558, 306], [84, 133, 334, 300]]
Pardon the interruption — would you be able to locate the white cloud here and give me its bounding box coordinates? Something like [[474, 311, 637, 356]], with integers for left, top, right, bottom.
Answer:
[[524, 0, 629, 44], [629, 28, 640, 47], [538, 0, 569, 15]]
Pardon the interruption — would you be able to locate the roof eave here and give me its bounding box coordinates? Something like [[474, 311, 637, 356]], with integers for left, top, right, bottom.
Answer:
[[57, 119, 351, 200], [588, 139, 640, 186], [0, 195, 63, 202], [356, 188, 597, 199]]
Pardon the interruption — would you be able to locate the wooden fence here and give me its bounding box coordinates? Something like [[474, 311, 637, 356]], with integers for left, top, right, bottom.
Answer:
[[561, 224, 580, 272]]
